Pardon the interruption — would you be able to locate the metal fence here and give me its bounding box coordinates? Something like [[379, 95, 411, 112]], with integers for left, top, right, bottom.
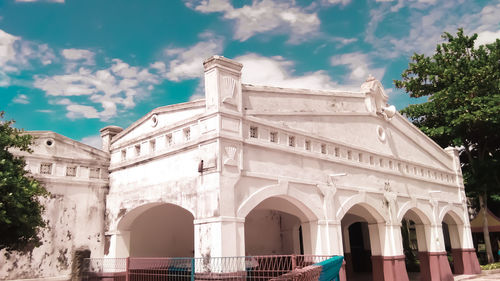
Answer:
[[82, 255, 336, 281]]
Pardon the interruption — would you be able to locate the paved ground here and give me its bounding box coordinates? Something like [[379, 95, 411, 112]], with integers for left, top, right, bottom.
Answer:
[[348, 270, 500, 281], [454, 270, 500, 280]]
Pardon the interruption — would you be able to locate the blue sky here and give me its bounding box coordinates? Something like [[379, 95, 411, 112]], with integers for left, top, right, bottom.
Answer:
[[1, 0, 499, 148]]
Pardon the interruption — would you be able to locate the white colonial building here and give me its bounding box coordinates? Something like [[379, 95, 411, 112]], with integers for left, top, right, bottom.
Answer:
[[2, 56, 480, 281]]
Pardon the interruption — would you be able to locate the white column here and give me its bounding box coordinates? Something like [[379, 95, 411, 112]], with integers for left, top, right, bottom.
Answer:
[[414, 223, 430, 252], [342, 225, 351, 254], [429, 224, 447, 252], [368, 223, 405, 256], [302, 220, 343, 255], [105, 230, 130, 258], [194, 216, 245, 258]]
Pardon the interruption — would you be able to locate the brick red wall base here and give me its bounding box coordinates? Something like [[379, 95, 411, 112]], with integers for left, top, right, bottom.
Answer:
[[451, 248, 481, 275], [371, 255, 409, 281], [418, 252, 453, 281]]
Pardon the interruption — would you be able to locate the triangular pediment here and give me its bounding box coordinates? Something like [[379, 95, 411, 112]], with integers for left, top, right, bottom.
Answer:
[[111, 99, 205, 148], [26, 131, 109, 162], [242, 84, 454, 172]]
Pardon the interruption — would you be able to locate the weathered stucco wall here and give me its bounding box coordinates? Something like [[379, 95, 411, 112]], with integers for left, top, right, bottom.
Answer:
[[0, 132, 108, 280]]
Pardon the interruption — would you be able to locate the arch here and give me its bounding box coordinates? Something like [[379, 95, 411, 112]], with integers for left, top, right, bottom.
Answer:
[[397, 200, 433, 225], [336, 193, 388, 223], [116, 203, 195, 257], [117, 202, 195, 231], [237, 183, 322, 222], [438, 205, 465, 225]]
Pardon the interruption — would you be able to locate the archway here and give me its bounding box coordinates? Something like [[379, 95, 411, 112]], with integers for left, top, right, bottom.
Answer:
[[118, 203, 195, 257], [400, 208, 431, 281], [244, 196, 313, 255], [341, 203, 385, 281], [442, 210, 464, 274]]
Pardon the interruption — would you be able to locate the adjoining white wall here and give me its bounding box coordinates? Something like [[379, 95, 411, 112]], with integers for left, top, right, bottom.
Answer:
[[129, 204, 194, 257]]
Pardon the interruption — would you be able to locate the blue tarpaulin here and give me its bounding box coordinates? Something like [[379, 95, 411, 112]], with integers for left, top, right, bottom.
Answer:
[[315, 256, 344, 281]]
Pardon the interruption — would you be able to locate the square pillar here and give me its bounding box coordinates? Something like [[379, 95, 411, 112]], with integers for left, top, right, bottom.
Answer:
[[451, 248, 481, 274], [418, 224, 454, 281], [194, 216, 245, 258], [105, 230, 130, 258], [368, 223, 409, 281]]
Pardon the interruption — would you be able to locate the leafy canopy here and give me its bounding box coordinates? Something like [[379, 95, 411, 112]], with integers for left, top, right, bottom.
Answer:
[[0, 111, 48, 252], [394, 29, 500, 196]]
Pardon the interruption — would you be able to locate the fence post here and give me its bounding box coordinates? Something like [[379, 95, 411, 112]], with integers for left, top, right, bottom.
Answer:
[[191, 258, 195, 281], [292, 255, 297, 270], [125, 257, 130, 281]]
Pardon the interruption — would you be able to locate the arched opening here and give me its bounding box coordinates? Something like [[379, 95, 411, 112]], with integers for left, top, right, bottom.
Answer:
[[442, 211, 464, 273], [244, 196, 311, 255], [400, 208, 431, 281], [341, 203, 385, 281], [118, 203, 194, 257]]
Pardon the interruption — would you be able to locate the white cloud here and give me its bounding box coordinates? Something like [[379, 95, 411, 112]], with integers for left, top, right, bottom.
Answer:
[[80, 135, 102, 149], [0, 29, 55, 77], [475, 30, 500, 47], [34, 59, 161, 120], [61, 48, 95, 65], [235, 53, 339, 90], [185, 0, 320, 43], [366, 1, 500, 58], [163, 32, 223, 81], [322, 0, 351, 5], [12, 94, 30, 104], [331, 52, 385, 84], [66, 104, 100, 119], [36, 109, 54, 113]]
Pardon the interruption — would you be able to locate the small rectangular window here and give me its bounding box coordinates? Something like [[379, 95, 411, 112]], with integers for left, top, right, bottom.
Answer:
[[250, 126, 258, 138], [135, 144, 141, 156], [288, 136, 295, 147], [66, 166, 77, 177], [358, 153, 363, 162], [184, 127, 191, 141], [270, 132, 278, 143], [321, 144, 327, 154], [347, 150, 352, 160], [389, 161, 393, 169], [398, 163, 402, 171], [89, 167, 100, 179], [379, 159, 384, 167], [40, 163, 53, 174], [166, 134, 173, 146], [305, 140, 311, 151], [369, 156, 374, 165], [334, 147, 340, 157], [121, 150, 126, 161], [150, 139, 156, 153]]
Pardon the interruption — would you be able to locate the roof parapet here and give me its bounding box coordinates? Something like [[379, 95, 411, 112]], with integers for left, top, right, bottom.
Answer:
[[100, 126, 123, 152]]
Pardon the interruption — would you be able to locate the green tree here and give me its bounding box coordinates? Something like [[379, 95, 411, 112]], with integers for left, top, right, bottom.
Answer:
[[0, 111, 48, 252], [394, 29, 500, 264]]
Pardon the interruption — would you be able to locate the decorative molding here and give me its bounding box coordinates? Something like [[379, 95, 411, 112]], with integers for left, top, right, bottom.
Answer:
[[224, 145, 238, 166], [221, 76, 237, 106]]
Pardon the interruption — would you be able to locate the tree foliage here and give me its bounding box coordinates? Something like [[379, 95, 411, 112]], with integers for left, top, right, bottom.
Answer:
[[395, 29, 500, 263], [0, 111, 48, 252], [395, 29, 500, 196]]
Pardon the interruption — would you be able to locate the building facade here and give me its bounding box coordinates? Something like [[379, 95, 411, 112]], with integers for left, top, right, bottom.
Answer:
[[2, 56, 480, 281]]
